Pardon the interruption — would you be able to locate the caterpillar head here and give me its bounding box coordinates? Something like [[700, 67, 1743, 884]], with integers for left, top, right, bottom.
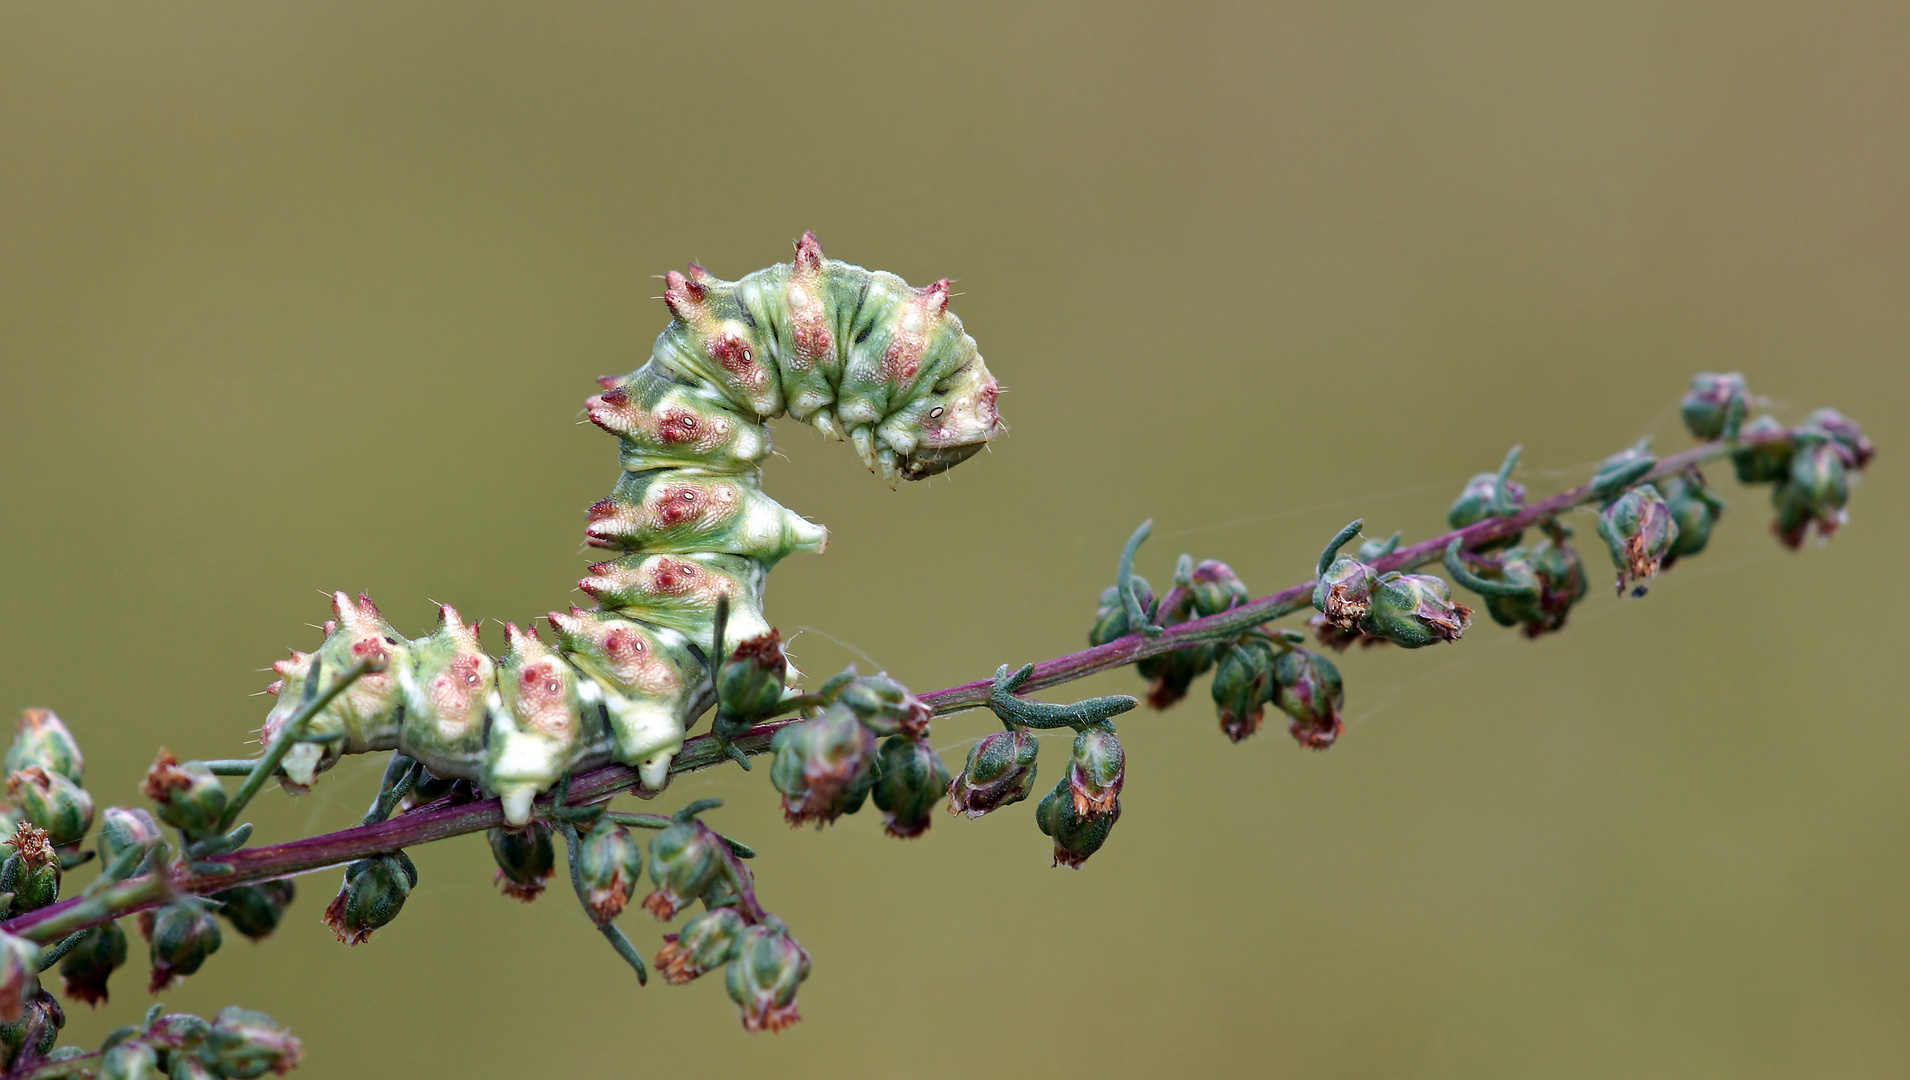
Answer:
[[885, 358, 1003, 481]]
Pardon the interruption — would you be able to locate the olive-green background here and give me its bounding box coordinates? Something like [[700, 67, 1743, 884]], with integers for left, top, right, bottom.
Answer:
[[3, 3, 1906, 1077]]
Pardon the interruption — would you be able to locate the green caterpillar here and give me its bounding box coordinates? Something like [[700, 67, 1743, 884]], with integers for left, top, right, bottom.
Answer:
[[260, 234, 1002, 825]]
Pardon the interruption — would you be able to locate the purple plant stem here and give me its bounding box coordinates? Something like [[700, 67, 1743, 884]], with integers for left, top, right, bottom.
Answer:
[[916, 434, 1754, 712], [0, 434, 1757, 943], [712, 829, 769, 924]]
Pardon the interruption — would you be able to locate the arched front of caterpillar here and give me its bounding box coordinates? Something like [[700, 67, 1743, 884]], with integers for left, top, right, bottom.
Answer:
[[259, 234, 1004, 825]]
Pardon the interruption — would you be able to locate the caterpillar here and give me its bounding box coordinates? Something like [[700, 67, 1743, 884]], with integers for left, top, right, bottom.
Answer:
[[259, 234, 1002, 826]]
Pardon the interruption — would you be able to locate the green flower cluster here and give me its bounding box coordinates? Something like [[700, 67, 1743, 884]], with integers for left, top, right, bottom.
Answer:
[[642, 812, 811, 1033]]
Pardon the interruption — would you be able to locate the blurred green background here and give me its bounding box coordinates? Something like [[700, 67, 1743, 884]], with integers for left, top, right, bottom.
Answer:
[[3, 2, 1906, 1076]]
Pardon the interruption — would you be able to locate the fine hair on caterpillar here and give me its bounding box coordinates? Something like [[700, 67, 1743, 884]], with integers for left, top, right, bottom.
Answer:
[[258, 233, 1003, 826]]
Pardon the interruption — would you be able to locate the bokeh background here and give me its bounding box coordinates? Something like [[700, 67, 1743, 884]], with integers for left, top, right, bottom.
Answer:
[[3, 3, 1907, 1076]]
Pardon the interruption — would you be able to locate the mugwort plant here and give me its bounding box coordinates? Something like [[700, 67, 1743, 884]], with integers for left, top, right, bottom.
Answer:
[[0, 240, 1874, 1075]]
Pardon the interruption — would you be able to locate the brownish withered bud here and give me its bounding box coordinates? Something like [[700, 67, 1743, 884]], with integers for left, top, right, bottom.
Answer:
[[141, 750, 227, 838], [1308, 613, 1390, 652], [767, 707, 875, 827], [947, 729, 1040, 819], [655, 906, 748, 985], [1272, 648, 1345, 749], [488, 824, 556, 903], [642, 819, 726, 921]]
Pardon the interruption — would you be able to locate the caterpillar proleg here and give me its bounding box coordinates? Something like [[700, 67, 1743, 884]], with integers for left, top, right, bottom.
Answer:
[[260, 234, 1002, 825]]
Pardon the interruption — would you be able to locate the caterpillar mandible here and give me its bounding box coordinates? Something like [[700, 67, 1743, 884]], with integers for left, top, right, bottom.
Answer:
[[258, 234, 1003, 826]]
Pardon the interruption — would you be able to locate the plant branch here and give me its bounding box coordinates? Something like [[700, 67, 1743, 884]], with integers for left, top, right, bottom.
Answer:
[[0, 431, 1766, 944], [915, 432, 1759, 713]]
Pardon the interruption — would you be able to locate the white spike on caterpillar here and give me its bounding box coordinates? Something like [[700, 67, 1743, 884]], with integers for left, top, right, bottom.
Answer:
[[259, 234, 1002, 824]]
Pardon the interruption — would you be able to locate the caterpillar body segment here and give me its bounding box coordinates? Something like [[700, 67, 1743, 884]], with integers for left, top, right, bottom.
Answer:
[[259, 235, 1002, 825], [577, 553, 773, 645], [587, 367, 771, 476], [586, 470, 828, 561]]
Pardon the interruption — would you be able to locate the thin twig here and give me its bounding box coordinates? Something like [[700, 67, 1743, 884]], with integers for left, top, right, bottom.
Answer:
[[217, 656, 383, 832]]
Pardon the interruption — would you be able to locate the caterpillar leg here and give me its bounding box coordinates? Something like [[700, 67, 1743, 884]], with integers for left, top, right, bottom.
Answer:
[[488, 623, 602, 827]]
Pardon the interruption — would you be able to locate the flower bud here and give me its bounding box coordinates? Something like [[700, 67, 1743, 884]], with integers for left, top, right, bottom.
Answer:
[[1130, 584, 1214, 709], [697, 857, 749, 913], [1447, 473, 1526, 551], [1312, 557, 1377, 630], [1035, 773, 1121, 869], [1272, 647, 1344, 749], [871, 736, 952, 839], [1469, 522, 1591, 637], [716, 631, 791, 729], [144, 1011, 210, 1055], [1658, 468, 1726, 566], [1596, 483, 1680, 593], [1519, 523, 1590, 637], [1362, 573, 1472, 647], [320, 852, 415, 946], [1066, 728, 1124, 815], [200, 1006, 303, 1078], [725, 919, 810, 1033], [1307, 613, 1388, 652], [0, 932, 39, 1023], [6, 767, 92, 850], [1135, 643, 1214, 710], [4, 710, 82, 786], [99, 1040, 161, 1080], [1210, 642, 1274, 743], [1680, 372, 1747, 440], [1089, 576, 1154, 646], [58, 920, 127, 1007], [833, 675, 931, 739], [1187, 560, 1250, 617], [97, 806, 164, 867], [1036, 728, 1125, 868], [654, 905, 748, 984], [947, 729, 1040, 818], [211, 880, 295, 942], [1463, 546, 1545, 631], [768, 707, 875, 827], [575, 818, 646, 923], [642, 820, 725, 920], [1772, 436, 1850, 549], [488, 824, 556, 903], [140, 901, 222, 991], [1802, 408, 1874, 470], [166, 1054, 218, 1080], [1, 823, 60, 913], [1731, 415, 1795, 483], [0, 989, 63, 1067], [140, 752, 227, 839]]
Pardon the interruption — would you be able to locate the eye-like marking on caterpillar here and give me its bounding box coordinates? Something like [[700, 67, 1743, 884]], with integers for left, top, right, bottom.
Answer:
[[259, 234, 1003, 826]]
